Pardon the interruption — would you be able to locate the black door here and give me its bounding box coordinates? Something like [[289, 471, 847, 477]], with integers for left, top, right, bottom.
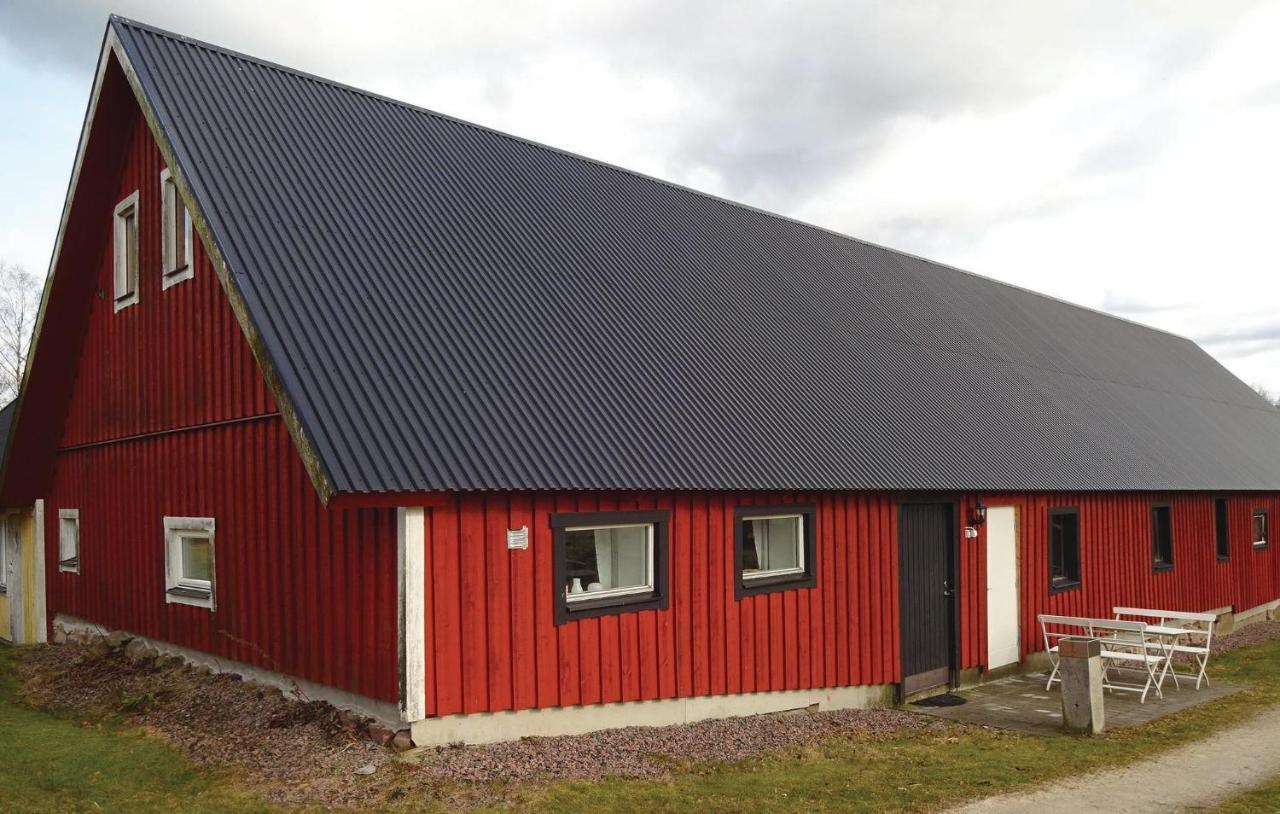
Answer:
[[899, 501, 956, 696]]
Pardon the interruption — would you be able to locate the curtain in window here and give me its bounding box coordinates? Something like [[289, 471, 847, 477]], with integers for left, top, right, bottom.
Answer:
[[593, 527, 648, 589], [751, 520, 768, 570]]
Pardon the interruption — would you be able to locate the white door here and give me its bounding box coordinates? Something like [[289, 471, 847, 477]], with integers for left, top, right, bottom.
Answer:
[[985, 506, 1020, 670]]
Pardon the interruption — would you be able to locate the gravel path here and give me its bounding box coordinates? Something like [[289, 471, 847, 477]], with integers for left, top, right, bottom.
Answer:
[[953, 705, 1280, 813]]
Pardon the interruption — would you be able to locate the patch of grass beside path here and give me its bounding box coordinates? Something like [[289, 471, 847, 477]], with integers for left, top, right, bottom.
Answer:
[[1215, 772, 1280, 813], [0, 644, 274, 813], [525, 635, 1280, 813]]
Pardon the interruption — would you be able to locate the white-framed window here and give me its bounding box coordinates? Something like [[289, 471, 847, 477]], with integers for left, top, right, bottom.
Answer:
[[0, 516, 10, 593], [550, 510, 669, 624], [113, 191, 140, 311], [1253, 510, 1269, 549], [164, 516, 215, 609], [58, 509, 80, 573], [735, 504, 816, 597], [565, 523, 655, 603], [159, 168, 194, 288]]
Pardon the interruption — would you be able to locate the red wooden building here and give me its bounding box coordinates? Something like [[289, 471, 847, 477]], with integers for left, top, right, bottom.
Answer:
[[3, 17, 1279, 744]]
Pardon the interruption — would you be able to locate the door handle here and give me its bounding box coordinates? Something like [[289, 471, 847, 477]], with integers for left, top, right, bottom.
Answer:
[[943, 580, 954, 597]]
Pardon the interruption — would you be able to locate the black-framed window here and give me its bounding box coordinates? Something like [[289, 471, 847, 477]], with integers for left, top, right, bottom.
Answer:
[[733, 504, 817, 598], [551, 510, 668, 624], [1253, 510, 1269, 549], [1048, 508, 1081, 592], [1215, 498, 1230, 561], [1152, 504, 1173, 570]]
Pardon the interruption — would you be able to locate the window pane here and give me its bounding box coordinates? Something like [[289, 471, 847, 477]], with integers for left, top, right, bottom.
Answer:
[[565, 525, 649, 595], [177, 206, 189, 266], [60, 518, 78, 560], [181, 535, 212, 583], [1255, 513, 1267, 545], [743, 516, 802, 575], [125, 210, 138, 289]]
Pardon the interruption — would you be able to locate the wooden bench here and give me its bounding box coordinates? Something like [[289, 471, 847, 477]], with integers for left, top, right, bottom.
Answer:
[[1040, 614, 1167, 703], [1114, 607, 1217, 690]]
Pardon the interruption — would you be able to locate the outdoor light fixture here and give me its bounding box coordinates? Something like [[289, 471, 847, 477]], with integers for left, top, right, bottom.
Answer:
[[969, 503, 988, 527]]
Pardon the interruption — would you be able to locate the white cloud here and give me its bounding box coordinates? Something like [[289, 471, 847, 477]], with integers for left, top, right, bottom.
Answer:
[[1, 0, 1278, 392]]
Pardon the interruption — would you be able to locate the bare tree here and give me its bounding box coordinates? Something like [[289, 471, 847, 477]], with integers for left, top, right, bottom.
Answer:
[[0, 260, 40, 404], [1253, 383, 1280, 409]]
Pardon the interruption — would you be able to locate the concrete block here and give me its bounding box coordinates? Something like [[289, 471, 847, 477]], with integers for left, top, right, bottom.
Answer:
[[1060, 638, 1104, 735]]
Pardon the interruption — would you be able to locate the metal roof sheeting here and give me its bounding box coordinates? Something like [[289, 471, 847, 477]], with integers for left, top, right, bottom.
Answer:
[[112, 17, 1280, 494]]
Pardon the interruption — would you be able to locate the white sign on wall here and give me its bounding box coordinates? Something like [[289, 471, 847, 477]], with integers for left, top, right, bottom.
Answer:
[[507, 525, 529, 550]]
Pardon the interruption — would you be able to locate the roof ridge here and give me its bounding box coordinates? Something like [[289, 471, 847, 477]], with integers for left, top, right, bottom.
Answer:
[[108, 14, 1193, 348]]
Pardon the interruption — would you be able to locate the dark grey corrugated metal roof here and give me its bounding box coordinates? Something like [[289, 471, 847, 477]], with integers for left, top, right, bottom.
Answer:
[[111, 17, 1280, 494]]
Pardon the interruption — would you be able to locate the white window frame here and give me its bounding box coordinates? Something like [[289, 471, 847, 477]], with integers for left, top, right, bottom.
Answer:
[[164, 516, 216, 610], [563, 522, 656, 604], [58, 509, 80, 573], [0, 516, 9, 593], [741, 513, 807, 581], [113, 191, 140, 311], [159, 168, 194, 289], [1253, 510, 1269, 549]]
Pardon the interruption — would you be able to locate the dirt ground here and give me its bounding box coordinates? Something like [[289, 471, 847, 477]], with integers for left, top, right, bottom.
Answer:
[[15, 637, 940, 809]]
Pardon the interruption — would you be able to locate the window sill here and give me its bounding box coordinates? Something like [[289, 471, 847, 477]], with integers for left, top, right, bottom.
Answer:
[[556, 591, 663, 625], [1153, 563, 1174, 573], [166, 586, 214, 609], [1254, 543, 1269, 550], [1217, 555, 1231, 563], [58, 559, 79, 574], [1049, 579, 1081, 594], [737, 570, 817, 599], [112, 292, 138, 313], [161, 265, 194, 290]]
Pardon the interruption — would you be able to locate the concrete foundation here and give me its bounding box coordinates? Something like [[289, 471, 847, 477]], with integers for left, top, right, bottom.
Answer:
[[410, 683, 897, 747]]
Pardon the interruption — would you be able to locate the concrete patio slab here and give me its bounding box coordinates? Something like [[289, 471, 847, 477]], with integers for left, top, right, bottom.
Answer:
[[910, 673, 1240, 735]]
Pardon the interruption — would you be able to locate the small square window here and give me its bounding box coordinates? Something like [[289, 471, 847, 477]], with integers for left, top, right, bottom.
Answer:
[[1253, 510, 1268, 549], [164, 517, 215, 609], [1049, 507, 1081, 591], [113, 191, 140, 311], [734, 504, 817, 597], [160, 168, 194, 288], [551, 511, 668, 624], [1152, 504, 1174, 570], [59, 509, 80, 573]]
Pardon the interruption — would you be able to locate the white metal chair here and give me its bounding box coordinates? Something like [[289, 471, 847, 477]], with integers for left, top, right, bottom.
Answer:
[[1114, 607, 1217, 690]]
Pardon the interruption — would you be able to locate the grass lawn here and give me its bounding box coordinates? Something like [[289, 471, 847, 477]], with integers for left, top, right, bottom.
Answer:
[[0, 645, 274, 813], [524, 636, 1280, 813], [2, 634, 1278, 812], [1215, 772, 1280, 813]]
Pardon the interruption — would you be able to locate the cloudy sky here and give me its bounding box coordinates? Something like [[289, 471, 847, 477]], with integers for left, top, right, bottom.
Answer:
[[2, 1, 1279, 392]]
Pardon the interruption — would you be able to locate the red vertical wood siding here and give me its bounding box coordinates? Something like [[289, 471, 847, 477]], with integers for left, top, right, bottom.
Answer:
[[420, 491, 901, 717], [40, 75, 399, 703], [967, 492, 1280, 668], [424, 489, 1280, 716]]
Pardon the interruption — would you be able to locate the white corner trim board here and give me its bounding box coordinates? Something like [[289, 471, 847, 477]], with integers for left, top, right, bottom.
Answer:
[[397, 507, 427, 722], [53, 614, 400, 727], [410, 683, 896, 747]]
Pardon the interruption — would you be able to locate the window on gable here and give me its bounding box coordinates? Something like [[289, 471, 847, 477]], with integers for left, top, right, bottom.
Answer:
[[734, 504, 817, 597], [59, 509, 80, 573], [0, 517, 10, 593], [164, 517, 215, 609], [160, 168, 194, 288], [113, 191, 140, 311], [1253, 510, 1269, 549], [1215, 498, 1230, 561], [1152, 504, 1174, 570], [551, 510, 668, 624], [1049, 507, 1081, 591]]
